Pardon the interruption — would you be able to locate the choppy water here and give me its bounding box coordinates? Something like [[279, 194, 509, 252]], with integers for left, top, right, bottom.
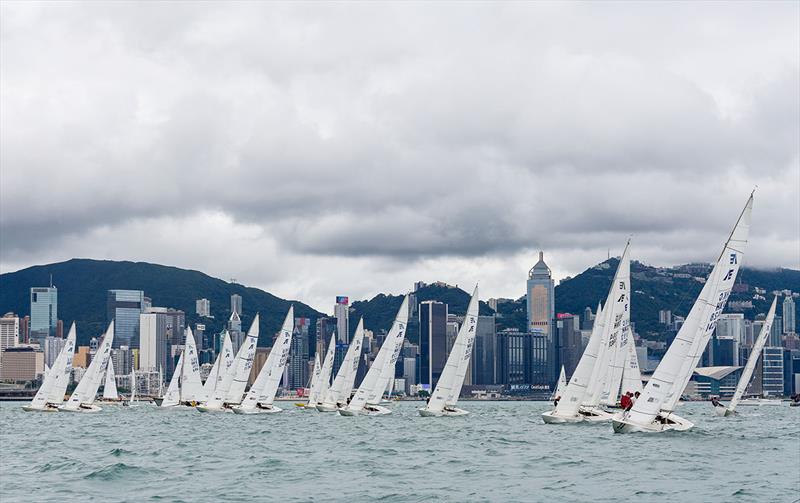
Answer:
[[1, 401, 798, 502]]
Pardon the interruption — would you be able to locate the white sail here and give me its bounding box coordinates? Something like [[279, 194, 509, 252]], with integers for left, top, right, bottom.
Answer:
[[239, 307, 294, 410], [202, 352, 222, 396], [161, 352, 183, 407], [348, 296, 409, 411], [64, 322, 115, 409], [180, 327, 205, 403], [620, 336, 643, 396], [625, 193, 752, 426], [321, 321, 365, 407], [28, 323, 77, 409], [129, 369, 137, 404], [305, 354, 323, 404], [426, 288, 479, 413], [551, 366, 567, 400], [202, 315, 260, 408], [728, 296, 777, 412], [203, 331, 234, 397], [310, 334, 337, 405], [551, 301, 606, 417], [102, 359, 119, 400]]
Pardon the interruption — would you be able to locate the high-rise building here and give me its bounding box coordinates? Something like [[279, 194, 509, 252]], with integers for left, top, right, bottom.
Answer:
[[761, 346, 784, 396], [315, 317, 336, 359], [557, 313, 582, 377], [526, 251, 556, 382], [769, 317, 783, 347], [783, 296, 796, 334], [43, 336, 66, 367], [231, 294, 242, 316], [228, 312, 243, 353], [289, 318, 310, 389], [30, 286, 57, 345], [659, 310, 672, 325], [716, 313, 745, 344], [19, 315, 29, 344], [335, 296, 350, 343], [0, 313, 20, 376], [138, 307, 184, 373], [196, 298, 211, 317], [472, 315, 496, 385], [418, 300, 448, 389], [112, 346, 134, 375], [0, 346, 44, 381], [107, 290, 145, 348]]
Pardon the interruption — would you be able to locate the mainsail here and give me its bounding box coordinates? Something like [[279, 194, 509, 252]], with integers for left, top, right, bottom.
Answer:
[[728, 296, 777, 412], [102, 359, 119, 401], [620, 335, 643, 396], [348, 296, 409, 411], [426, 288, 479, 413], [202, 331, 234, 397], [624, 193, 752, 426], [239, 307, 294, 410], [322, 321, 365, 407], [551, 366, 567, 400], [180, 327, 205, 403], [28, 323, 77, 409], [161, 352, 184, 407], [309, 334, 337, 406], [64, 322, 115, 409]]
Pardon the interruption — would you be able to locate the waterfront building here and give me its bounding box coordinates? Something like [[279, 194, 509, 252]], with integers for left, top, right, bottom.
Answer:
[[783, 296, 796, 334], [418, 300, 448, 389], [228, 311, 243, 353], [335, 296, 350, 343], [526, 251, 556, 383], [73, 346, 91, 368], [691, 367, 743, 398], [783, 349, 800, 396], [762, 347, 784, 396], [43, 336, 66, 368], [30, 286, 57, 345], [19, 315, 29, 344], [557, 313, 582, 377], [139, 307, 184, 373], [196, 298, 211, 317], [231, 294, 242, 316], [107, 290, 145, 348], [112, 346, 134, 375], [769, 317, 783, 347], [289, 318, 310, 389], [716, 313, 745, 344], [0, 313, 20, 375], [0, 346, 44, 381], [472, 315, 496, 385]]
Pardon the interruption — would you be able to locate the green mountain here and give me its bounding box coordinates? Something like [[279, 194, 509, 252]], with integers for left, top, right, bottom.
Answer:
[[0, 259, 324, 347]]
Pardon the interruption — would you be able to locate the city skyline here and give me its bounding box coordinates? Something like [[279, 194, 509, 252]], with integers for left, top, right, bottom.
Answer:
[[1, 3, 798, 314]]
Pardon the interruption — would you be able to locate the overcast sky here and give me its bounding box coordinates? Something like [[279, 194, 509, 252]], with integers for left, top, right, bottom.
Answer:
[[1, 2, 798, 314]]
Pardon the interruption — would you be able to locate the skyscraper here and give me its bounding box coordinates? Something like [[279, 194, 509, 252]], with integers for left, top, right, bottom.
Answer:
[[107, 290, 145, 348], [30, 286, 57, 345], [196, 298, 211, 317], [0, 313, 20, 376], [783, 296, 796, 334], [557, 313, 582, 377], [418, 300, 448, 390], [231, 294, 242, 316], [526, 251, 555, 382], [769, 316, 783, 347], [228, 311, 243, 353], [472, 315, 497, 385], [138, 307, 184, 374], [335, 296, 350, 343], [289, 318, 310, 389], [761, 347, 784, 396]]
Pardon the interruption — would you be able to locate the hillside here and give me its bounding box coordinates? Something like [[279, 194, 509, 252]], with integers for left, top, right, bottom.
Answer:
[[0, 259, 324, 346]]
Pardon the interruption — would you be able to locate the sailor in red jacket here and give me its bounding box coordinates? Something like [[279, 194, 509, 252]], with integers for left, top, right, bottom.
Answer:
[[620, 392, 633, 410]]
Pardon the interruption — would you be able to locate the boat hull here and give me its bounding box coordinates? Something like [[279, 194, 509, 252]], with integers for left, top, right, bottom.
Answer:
[[541, 410, 585, 424], [22, 404, 60, 412], [58, 404, 103, 413], [738, 399, 782, 406], [339, 404, 392, 416], [315, 403, 340, 412], [419, 406, 469, 417], [196, 404, 233, 413], [231, 404, 282, 415], [713, 406, 731, 417], [612, 413, 694, 433]]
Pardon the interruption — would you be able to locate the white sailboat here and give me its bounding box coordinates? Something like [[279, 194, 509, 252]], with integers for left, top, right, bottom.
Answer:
[[420, 286, 479, 417], [233, 307, 294, 414], [340, 296, 409, 417], [298, 353, 322, 408], [125, 369, 137, 407], [179, 327, 205, 405], [301, 333, 336, 409], [551, 366, 567, 401], [99, 359, 120, 403], [613, 193, 753, 433], [59, 322, 115, 413], [620, 336, 643, 398], [23, 323, 77, 412], [159, 352, 184, 408], [201, 331, 234, 399], [717, 296, 778, 416], [316, 322, 365, 412], [197, 314, 260, 412]]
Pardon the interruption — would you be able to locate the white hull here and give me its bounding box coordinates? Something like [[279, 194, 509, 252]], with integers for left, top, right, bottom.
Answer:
[[612, 413, 694, 433], [315, 403, 340, 412], [419, 406, 469, 417], [58, 404, 103, 413], [196, 404, 234, 413], [737, 399, 782, 406], [542, 407, 615, 424], [714, 406, 732, 417], [22, 404, 61, 412], [339, 404, 392, 416], [231, 404, 282, 415], [541, 410, 585, 424]]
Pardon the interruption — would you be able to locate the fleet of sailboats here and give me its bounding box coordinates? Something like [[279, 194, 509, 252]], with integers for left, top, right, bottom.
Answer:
[[23, 323, 77, 412], [60, 322, 115, 413], [299, 331, 336, 409]]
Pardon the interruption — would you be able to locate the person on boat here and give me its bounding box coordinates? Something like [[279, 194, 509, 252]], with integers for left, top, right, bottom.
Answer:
[[710, 396, 724, 408], [620, 392, 633, 411], [633, 391, 640, 402], [553, 395, 561, 407]]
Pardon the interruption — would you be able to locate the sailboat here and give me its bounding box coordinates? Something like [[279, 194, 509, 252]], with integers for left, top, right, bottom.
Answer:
[[123, 369, 137, 407], [613, 193, 753, 433], [340, 296, 409, 417], [197, 314, 260, 412], [717, 296, 778, 416], [202, 331, 234, 399], [232, 307, 294, 414], [420, 286, 479, 417], [620, 335, 643, 398], [98, 359, 121, 404], [542, 241, 631, 424], [59, 322, 115, 412], [316, 322, 365, 412], [299, 333, 336, 409], [551, 366, 567, 401], [179, 327, 205, 406], [297, 354, 321, 408], [23, 323, 77, 412], [159, 352, 184, 408]]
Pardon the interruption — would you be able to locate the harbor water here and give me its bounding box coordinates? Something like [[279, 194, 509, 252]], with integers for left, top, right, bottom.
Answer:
[[1, 401, 798, 502]]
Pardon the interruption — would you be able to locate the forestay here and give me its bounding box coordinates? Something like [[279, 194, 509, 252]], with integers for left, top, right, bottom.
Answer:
[[625, 193, 752, 425]]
